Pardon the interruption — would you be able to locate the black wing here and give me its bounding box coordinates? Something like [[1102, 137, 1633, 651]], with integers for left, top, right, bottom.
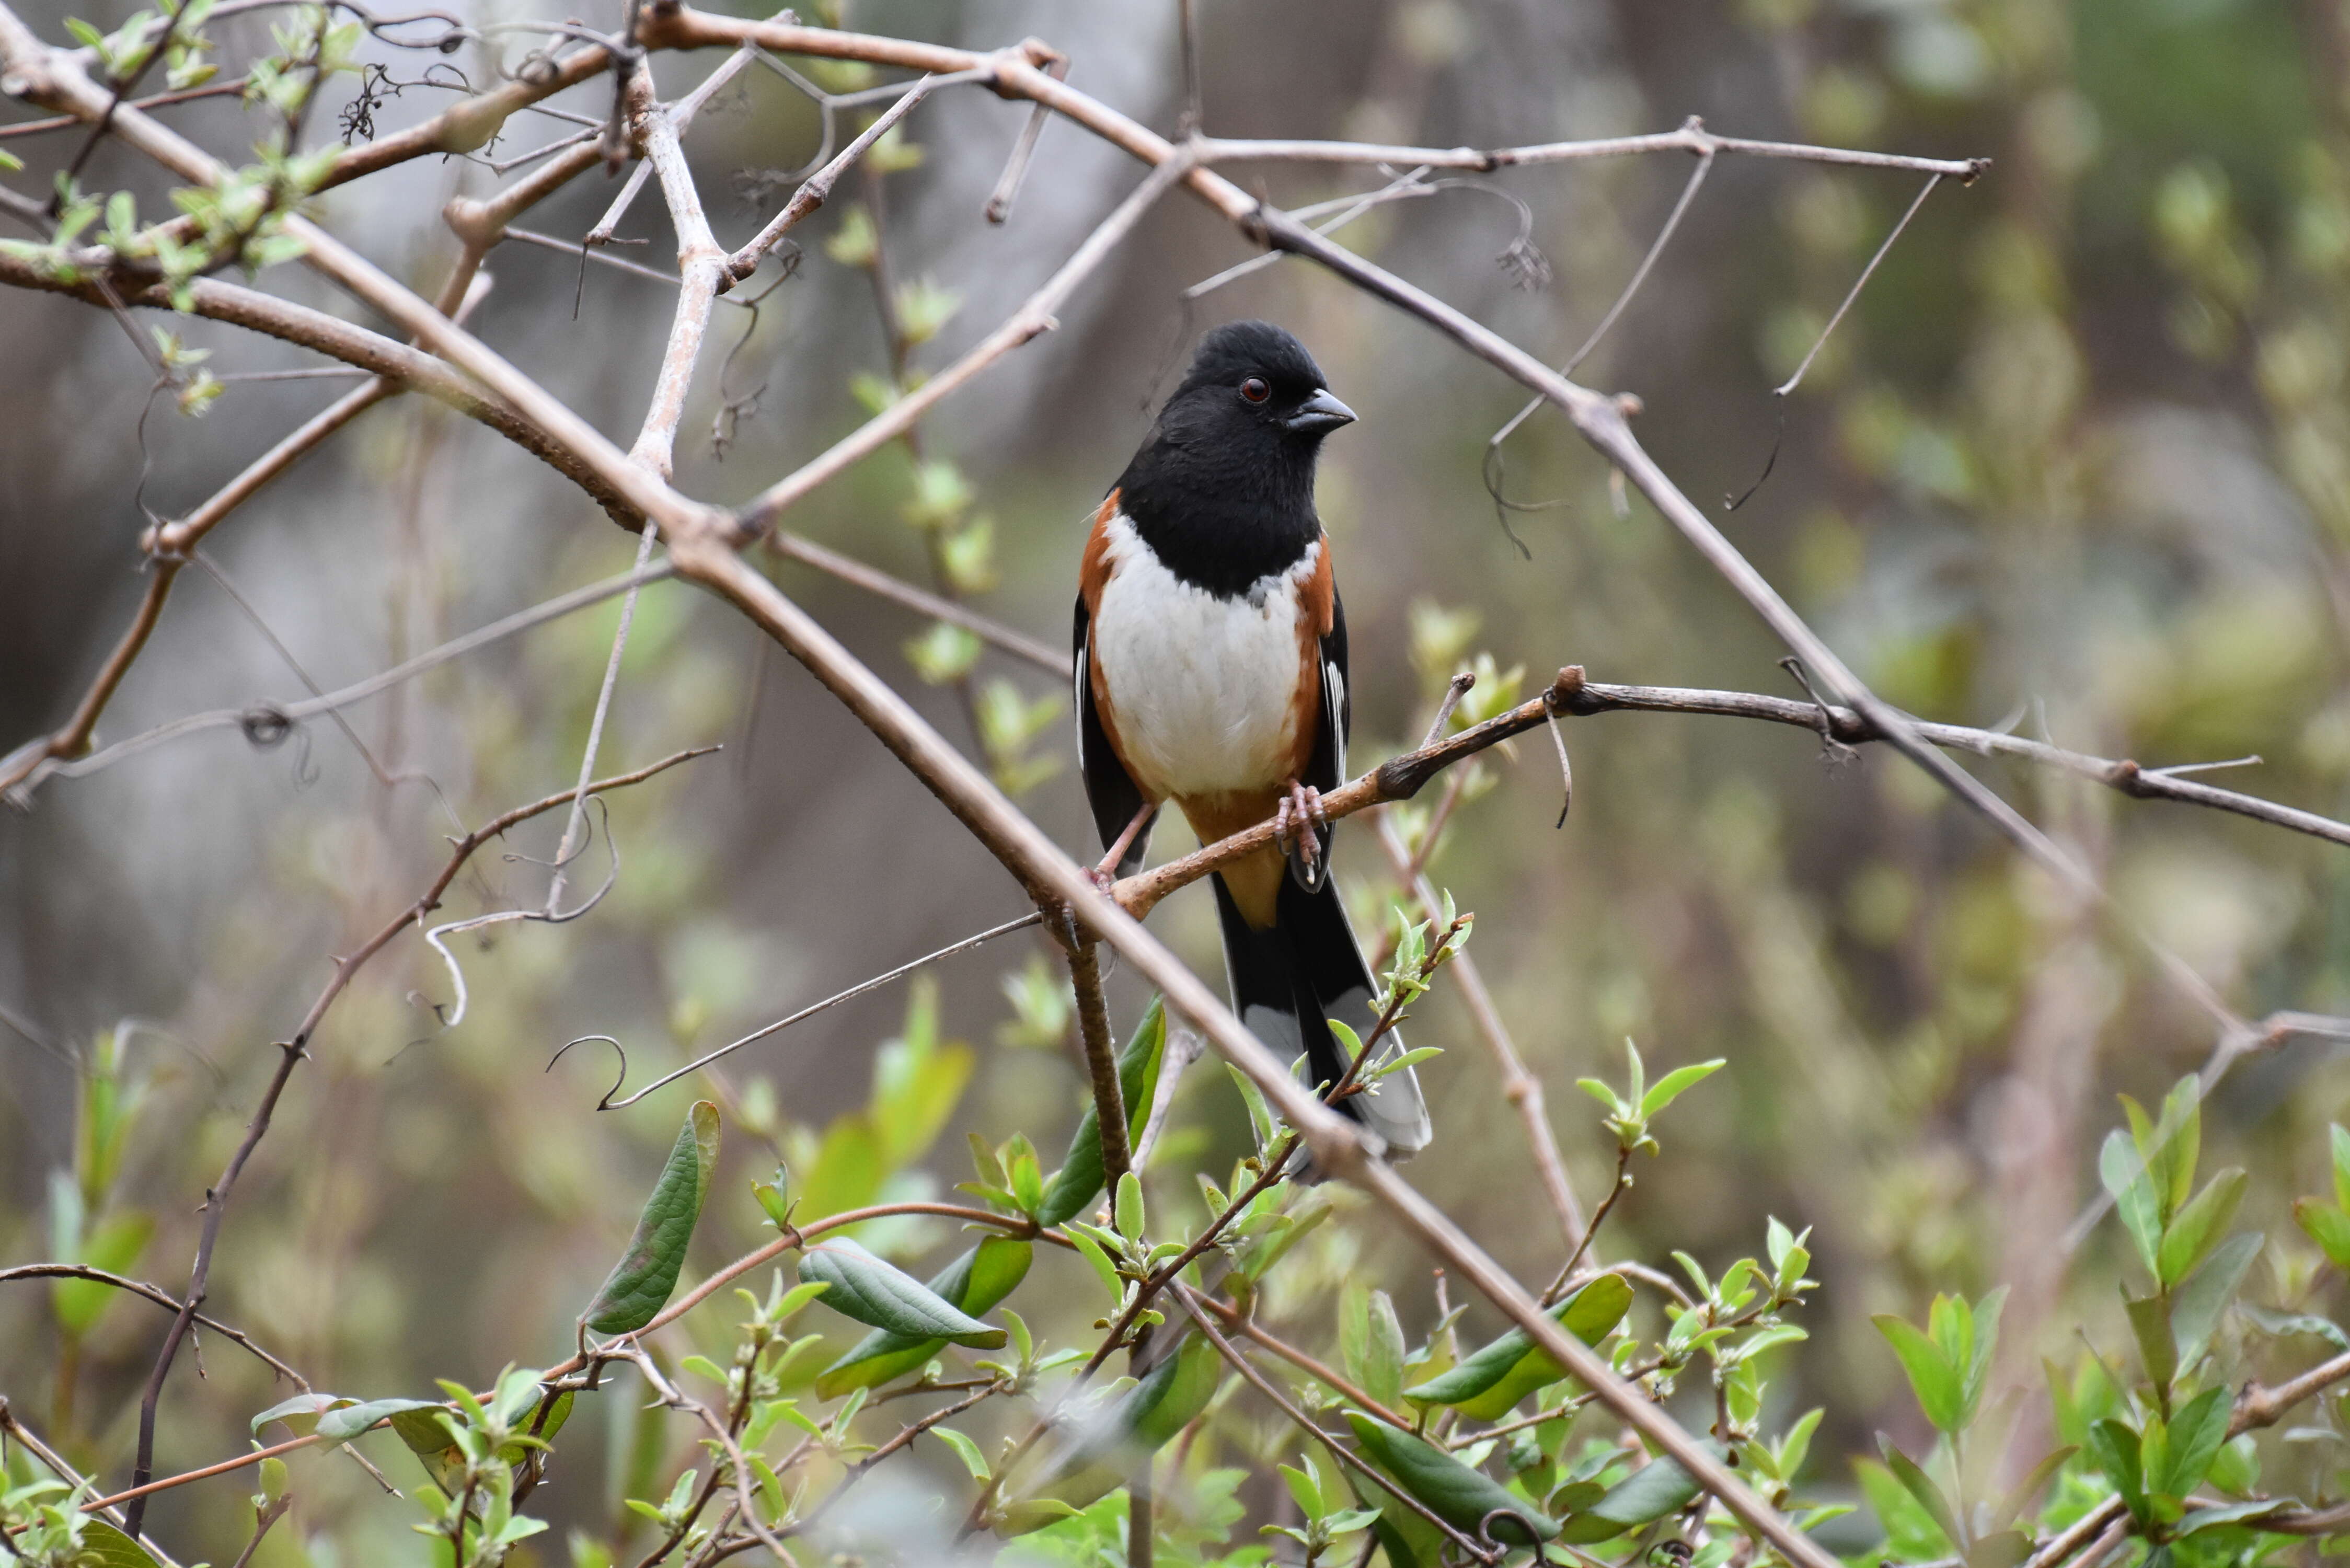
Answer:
[[1074, 595, 1156, 878]]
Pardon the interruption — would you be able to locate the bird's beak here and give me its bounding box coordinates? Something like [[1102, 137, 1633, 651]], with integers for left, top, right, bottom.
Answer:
[[1283, 387, 1357, 435]]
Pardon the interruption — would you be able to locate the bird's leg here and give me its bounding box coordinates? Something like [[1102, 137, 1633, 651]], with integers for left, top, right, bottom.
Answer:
[[1273, 780, 1328, 880], [1092, 801, 1156, 892]]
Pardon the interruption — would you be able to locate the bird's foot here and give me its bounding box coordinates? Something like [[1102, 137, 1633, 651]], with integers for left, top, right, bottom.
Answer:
[[1274, 781, 1328, 881], [1087, 855, 1121, 896]]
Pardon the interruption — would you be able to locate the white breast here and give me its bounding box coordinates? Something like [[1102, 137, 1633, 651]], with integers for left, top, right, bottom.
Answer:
[[1090, 512, 1316, 801]]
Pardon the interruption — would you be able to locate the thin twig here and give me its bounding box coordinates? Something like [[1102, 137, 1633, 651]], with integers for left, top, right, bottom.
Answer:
[[0, 1264, 306, 1384]]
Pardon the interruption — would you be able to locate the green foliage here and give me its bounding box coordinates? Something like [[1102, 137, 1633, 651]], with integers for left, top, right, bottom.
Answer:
[[1344, 1411, 1558, 1545], [1576, 1038, 1725, 1157], [800, 1238, 1006, 1348], [1872, 1286, 2006, 1435], [815, 1233, 1032, 1394], [1404, 1272, 1632, 1420], [1035, 997, 1167, 1227], [584, 1100, 719, 1334]]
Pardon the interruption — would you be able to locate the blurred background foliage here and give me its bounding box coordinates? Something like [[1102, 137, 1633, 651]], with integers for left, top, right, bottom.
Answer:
[[6, 0, 2350, 1560]]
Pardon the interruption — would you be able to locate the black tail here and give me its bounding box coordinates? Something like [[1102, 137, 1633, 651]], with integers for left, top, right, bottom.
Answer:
[[1211, 873, 1432, 1155]]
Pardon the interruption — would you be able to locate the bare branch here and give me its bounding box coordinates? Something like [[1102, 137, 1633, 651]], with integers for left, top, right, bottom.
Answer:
[[0, 1264, 307, 1385], [722, 72, 937, 286], [1197, 120, 1988, 178]]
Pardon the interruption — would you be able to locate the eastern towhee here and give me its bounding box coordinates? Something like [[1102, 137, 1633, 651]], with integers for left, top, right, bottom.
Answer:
[[1073, 321, 1432, 1156]]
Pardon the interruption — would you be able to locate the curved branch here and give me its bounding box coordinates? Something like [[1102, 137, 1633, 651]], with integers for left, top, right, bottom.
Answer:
[[0, 1264, 306, 1385]]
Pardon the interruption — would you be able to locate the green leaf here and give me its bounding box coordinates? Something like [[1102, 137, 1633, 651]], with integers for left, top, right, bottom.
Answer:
[[2158, 1168, 2246, 1288], [2175, 1498, 2286, 1535], [1067, 1227, 1122, 1301], [1869, 1436, 1958, 1552], [1037, 998, 1166, 1226], [1960, 1286, 2007, 1429], [251, 1391, 346, 1436], [2101, 1129, 2163, 1278], [815, 1235, 1032, 1397], [77, 1520, 162, 1568], [2171, 1231, 2261, 1372], [2330, 1124, 2350, 1214], [317, 1396, 442, 1443], [1114, 1171, 1145, 1242], [2084, 1418, 2149, 1526], [1560, 1446, 1712, 1545], [2158, 1387, 2229, 1499], [869, 977, 974, 1170], [1404, 1275, 1632, 1421], [1126, 1335, 1221, 1449], [2293, 1197, 2350, 1273], [1340, 1284, 1406, 1413], [1989, 1445, 2077, 1531], [386, 1404, 459, 1456], [1855, 1459, 1955, 1563], [935, 1425, 990, 1482], [585, 1101, 719, 1334], [1874, 1313, 1963, 1433], [1639, 1059, 1725, 1120], [2124, 1293, 2178, 1394], [2240, 1302, 2350, 1352], [799, 1113, 885, 1224], [799, 1239, 1005, 1348], [1345, 1411, 1558, 1544], [53, 1210, 155, 1335]]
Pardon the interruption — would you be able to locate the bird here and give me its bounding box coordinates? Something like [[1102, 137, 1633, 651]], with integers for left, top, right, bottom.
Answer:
[[1071, 320, 1432, 1157]]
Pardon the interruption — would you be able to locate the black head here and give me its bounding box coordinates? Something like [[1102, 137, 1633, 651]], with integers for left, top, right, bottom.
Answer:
[[1113, 321, 1355, 596]]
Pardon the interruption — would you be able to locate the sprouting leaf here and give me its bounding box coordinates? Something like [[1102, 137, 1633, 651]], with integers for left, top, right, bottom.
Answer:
[[1639, 1059, 1725, 1120], [1559, 1447, 1712, 1544], [1114, 1171, 1146, 1242], [1067, 1227, 1122, 1301], [799, 1239, 1005, 1348], [1405, 1274, 1633, 1421], [1346, 1411, 1557, 1544], [1038, 998, 1167, 1226], [935, 1425, 989, 1482], [904, 619, 982, 685], [584, 1101, 720, 1334], [815, 1235, 1032, 1397]]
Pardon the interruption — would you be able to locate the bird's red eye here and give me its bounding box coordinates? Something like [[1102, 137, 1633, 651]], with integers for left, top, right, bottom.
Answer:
[[1239, 376, 1271, 403]]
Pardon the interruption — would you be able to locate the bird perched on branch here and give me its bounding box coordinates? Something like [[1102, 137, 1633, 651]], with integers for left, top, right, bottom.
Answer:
[[1073, 320, 1432, 1156]]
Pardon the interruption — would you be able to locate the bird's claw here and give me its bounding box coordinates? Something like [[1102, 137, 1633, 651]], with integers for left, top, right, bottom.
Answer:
[[1273, 782, 1327, 871]]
